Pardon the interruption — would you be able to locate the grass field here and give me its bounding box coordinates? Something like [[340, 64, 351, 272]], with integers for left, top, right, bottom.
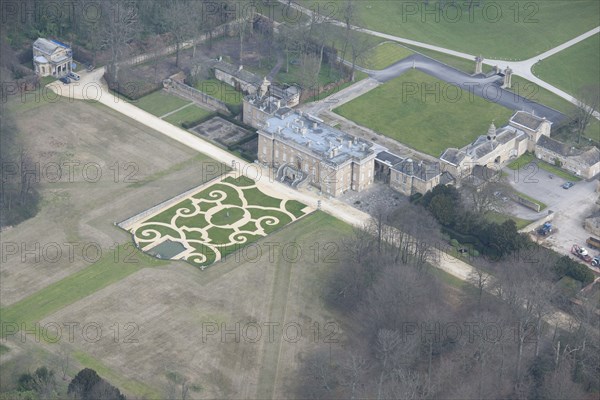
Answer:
[[276, 61, 345, 89], [299, 0, 600, 60], [0, 246, 167, 334], [507, 152, 583, 181], [130, 90, 191, 116], [334, 69, 513, 156], [533, 34, 600, 97], [163, 104, 214, 127], [358, 42, 414, 70], [131, 175, 310, 267]]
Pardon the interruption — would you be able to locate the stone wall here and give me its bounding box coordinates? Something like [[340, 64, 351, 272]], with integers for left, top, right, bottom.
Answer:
[[214, 68, 258, 95], [165, 80, 231, 115]]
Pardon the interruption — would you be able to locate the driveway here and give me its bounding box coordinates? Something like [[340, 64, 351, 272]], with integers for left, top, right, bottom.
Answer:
[[505, 165, 599, 258], [369, 54, 567, 123]]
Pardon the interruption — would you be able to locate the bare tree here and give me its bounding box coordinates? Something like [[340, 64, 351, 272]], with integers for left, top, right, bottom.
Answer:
[[375, 329, 402, 400], [460, 172, 510, 215], [347, 30, 372, 81], [101, 0, 139, 82], [468, 266, 491, 311], [572, 85, 600, 144], [340, 354, 369, 399], [164, 0, 200, 67], [58, 343, 71, 381]]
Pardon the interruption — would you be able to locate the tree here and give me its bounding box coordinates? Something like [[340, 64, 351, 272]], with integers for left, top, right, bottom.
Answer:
[[164, 0, 198, 67], [460, 172, 509, 215], [165, 371, 199, 400], [572, 85, 600, 144], [68, 368, 101, 399], [17, 367, 57, 400], [340, 354, 369, 399], [58, 343, 71, 381], [68, 368, 125, 400], [347, 30, 372, 81], [101, 0, 140, 82]]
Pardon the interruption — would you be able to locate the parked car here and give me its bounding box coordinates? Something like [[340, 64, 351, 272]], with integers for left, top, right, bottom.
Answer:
[[59, 76, 70, 84], [67, 72, 80, 81], [562, 181, 574, 189]]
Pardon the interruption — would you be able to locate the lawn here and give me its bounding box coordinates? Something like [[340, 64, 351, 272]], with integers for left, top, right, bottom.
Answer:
[[195, 79, 243, 105], [0, 245, 166, 335], [163, 104, 214, 127], [299, 0, 600, 60], [507, 152, 583, 181], [485, 211, 533, 230], [358, 42, 414, 70], [131, 175, 311, 267], [276, 60, 345, 88], [130, 90, 191, 116], [334, 69, 513, 156], [533, 34, 600, 97]]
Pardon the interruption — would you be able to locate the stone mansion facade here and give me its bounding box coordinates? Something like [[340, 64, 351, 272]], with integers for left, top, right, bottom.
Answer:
[[257, 111, 376, 197]]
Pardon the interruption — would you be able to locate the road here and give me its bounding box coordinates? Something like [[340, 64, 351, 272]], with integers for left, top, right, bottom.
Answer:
[[280, 0, 600, 118]]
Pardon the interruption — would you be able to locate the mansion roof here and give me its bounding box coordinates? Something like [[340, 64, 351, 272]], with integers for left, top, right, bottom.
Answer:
[[260, 111, 375, 166]]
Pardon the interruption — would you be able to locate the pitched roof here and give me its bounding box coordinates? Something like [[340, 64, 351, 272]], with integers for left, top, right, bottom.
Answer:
[[212, 60, 263, 86], [440, 148, 467, 166], [536, 135, 571, 156], [392, 159, 441, 181], [537, 136, 600, 167], [33, 38, 60, 55], [376, 151, 403, 166], [510, 111, 548, 131]]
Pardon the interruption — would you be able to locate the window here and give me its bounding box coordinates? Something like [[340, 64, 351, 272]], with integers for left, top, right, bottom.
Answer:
[[283, 153, 287, 162], [275, 150, 279, 158], [262, 146, 267, 154]]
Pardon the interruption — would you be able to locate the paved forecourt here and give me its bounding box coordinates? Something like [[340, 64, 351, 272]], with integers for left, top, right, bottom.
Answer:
[[120, 172, 313, 268]]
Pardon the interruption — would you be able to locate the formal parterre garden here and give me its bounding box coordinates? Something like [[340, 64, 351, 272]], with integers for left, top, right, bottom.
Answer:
[[129, 175, 310, 267]]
